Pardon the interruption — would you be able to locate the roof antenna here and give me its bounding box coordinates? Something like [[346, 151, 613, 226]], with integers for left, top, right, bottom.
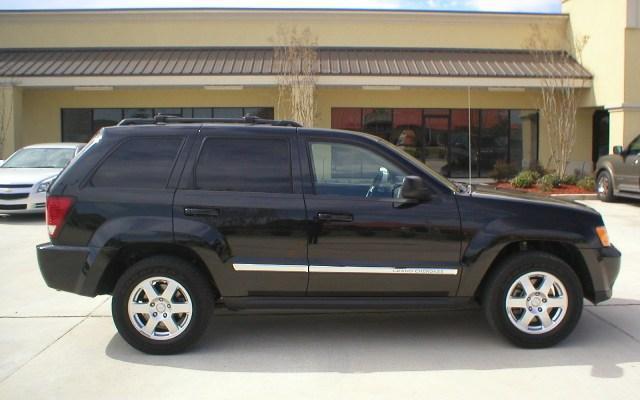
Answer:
[[467, 86, 472, 190]]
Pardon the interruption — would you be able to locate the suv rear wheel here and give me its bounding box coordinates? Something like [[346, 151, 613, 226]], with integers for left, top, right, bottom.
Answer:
[[112, 256, 214, 354], [483, 251, 583, 348]]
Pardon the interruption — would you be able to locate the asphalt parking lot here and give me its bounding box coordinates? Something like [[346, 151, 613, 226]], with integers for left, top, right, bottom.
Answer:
[[0, 200, 638, 399]]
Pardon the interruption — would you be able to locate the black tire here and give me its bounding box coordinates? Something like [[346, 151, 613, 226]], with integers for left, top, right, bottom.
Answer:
[[482, 251, 583, 348], [597, 170, 616, 202], [112, 255, 214, 354]]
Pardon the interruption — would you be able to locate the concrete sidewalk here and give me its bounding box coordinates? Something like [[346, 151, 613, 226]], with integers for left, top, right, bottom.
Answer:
[[0, 200, 638, 399]]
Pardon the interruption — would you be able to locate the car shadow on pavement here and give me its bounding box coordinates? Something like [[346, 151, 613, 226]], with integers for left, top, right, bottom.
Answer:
[[105, 307, 639, 378], [0, 214, 44, 225]]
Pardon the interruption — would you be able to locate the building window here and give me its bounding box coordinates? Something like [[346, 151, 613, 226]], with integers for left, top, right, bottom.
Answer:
[[61, 107, 274, 143], [331, 107, 539, 178]]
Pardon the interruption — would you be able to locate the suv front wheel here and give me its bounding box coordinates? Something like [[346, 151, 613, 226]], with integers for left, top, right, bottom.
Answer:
[[483, 251, 583, 348], [112, 256, 214, 354]]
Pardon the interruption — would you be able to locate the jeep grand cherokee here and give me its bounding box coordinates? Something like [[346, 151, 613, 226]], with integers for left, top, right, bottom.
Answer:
[[37, 115, 621, 354]]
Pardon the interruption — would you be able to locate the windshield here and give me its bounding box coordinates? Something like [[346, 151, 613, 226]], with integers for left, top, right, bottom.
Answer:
[[1, 148, 76, 168]]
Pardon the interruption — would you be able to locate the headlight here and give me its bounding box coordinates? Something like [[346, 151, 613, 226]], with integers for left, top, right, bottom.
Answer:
[[37, 180, 52, 193]]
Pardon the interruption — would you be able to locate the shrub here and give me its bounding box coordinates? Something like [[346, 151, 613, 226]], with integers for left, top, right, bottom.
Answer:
[[529, 162, 549, 177], [489, 161, 518, 182], [539, 174, 561, 192], [577, 176, 596, 191], [561, 175, 578, 185], [510, 170, 540, 188]]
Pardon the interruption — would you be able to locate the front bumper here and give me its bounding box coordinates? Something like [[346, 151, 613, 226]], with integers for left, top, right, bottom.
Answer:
[[581, 245, 622, 304], [0, 189, 46, 214]]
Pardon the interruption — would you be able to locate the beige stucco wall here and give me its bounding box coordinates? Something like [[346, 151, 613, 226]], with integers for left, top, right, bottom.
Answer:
[[0, 86, 22, 159], [0, 10, 568, 50], [15, 86, 593, 170], [564, 0, 640, 148]]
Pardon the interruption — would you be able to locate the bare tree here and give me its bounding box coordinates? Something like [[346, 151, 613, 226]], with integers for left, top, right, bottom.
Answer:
[[273, 26, 318, 128], [526, 24, 589, 178], [0, 86, 13, 158]]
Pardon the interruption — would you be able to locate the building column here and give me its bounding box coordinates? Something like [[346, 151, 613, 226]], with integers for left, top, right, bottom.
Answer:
[[0, 85, 22, 159], [608, 107, 640, 151]]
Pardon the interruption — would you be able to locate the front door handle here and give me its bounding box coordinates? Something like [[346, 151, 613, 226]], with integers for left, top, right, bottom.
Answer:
[[316, 212, 353, 223], [184, 207, 220, 217]]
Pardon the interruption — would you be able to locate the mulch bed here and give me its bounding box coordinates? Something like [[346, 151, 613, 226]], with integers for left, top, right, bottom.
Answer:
[[493, 182, 595, 195]]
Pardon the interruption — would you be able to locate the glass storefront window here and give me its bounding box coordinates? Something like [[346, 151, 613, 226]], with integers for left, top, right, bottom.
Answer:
[[93, 109, 123, 134], [332, 107, 539, 179], [124, 108, 153, 119], [214, 108, 243, 118], [62, 107, 274, 143], [62, 109, 92, 143], [155, 108, 183, 117], [331, 108, 362, 131], [363, 108, 392, 140], [193, 108, 213, 118], [244, 107, 275, 119], [391, 109, 425, 162], [479, 110, 509, 177], [511, 110, 539, 170]]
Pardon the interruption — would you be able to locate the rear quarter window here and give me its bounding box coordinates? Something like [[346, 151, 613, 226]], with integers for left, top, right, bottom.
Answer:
[[90, 137, 183, 188]]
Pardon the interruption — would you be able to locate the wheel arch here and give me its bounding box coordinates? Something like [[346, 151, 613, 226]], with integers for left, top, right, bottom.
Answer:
[[96, 243, 220, 298], [473, 240, 595, 303]]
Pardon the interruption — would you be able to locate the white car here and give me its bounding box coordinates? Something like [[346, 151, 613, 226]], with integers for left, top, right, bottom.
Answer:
[[0, 143, 84, 214]]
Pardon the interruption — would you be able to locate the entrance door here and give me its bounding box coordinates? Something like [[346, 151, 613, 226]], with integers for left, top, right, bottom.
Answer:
[[301, 133, 462, 297], [593, 110, 610, 164], [173, 127, 309, 297]]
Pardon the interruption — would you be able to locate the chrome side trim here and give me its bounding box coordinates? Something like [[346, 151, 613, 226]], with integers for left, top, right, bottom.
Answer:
[[232, 264, 308, 273], [309, 266, 459, 275]]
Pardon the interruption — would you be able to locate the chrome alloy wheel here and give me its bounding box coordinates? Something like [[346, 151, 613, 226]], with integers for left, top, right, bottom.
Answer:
[[505, 271, 569, 335], [597, 174, 610, 195], [128, 277, 193, 341]]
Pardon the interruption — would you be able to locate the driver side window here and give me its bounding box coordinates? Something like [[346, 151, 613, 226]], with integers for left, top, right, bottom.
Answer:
[[309, 141, 407, 198]]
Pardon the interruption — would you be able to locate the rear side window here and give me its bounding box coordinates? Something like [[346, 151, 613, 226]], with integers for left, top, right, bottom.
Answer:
[[195, 137, 292, 193], [91, 137, 182, 188]]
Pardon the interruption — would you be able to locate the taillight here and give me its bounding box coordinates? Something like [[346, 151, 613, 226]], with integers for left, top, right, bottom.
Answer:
[[46, 196, 75, 239]]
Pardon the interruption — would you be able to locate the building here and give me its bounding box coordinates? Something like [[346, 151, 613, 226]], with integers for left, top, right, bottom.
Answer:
[[1, 0, 639, 179]]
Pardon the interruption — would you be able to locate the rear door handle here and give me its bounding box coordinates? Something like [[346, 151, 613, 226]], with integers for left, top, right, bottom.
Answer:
[[184, 207, 220, 217], [316, 212, 353, 223]]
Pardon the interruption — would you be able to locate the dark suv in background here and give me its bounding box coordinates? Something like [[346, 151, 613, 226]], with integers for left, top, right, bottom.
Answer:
[[596, 134, 640, 201], [37, 115, 621, 354]]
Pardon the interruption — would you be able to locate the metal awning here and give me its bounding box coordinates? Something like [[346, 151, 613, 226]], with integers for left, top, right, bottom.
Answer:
[[0, 47, 591, 88]]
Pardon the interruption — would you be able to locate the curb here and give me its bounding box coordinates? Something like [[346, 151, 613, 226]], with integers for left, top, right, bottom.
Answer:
[[550, 193, 598, 201]]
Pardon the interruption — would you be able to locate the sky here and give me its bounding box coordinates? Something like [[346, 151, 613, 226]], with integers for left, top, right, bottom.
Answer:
[[0, 0, 562, 13]]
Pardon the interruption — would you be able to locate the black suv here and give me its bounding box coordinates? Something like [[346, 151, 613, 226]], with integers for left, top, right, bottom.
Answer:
[[37, 116, 621, 354]]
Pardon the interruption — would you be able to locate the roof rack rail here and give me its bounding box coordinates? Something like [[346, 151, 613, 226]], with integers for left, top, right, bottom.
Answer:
[[117, 114, 302, 127]]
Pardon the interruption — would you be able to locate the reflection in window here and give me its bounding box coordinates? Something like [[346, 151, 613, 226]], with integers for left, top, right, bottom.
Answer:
[[331, 108, 362, 131], [331, 108, 539, 178], [124, 108, 153, 119], [93, 109, 122, 134], [213, 108, 243, 118], [363, 109, 392, 140]]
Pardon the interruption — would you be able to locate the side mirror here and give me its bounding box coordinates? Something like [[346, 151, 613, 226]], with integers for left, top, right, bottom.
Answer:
[[400, 176, 431, 202], [613, 145, 624, 155]]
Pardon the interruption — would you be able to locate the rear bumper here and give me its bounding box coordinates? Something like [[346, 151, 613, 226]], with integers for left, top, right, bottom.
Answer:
[[581, 245, 621, 304], [37, 243, 97, 296]]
